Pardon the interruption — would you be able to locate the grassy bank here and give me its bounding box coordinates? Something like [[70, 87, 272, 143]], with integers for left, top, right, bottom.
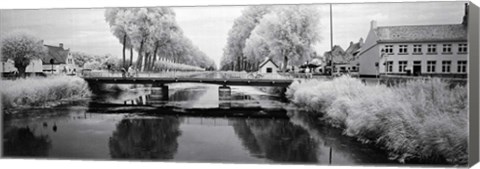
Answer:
[[286, 76, 468, 164], [1, 75, 91, 110]]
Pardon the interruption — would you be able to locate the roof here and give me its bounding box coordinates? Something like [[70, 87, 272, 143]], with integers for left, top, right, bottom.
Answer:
[[42, 45, 70, 64], [324, 39, 363, 64], [375, 24, 467, 43], [258, 58, 278, 68], [309, 58, 323, 65]]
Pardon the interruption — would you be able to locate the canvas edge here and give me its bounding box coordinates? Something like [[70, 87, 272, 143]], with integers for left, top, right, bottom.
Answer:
[[468, 0, 480, 167]]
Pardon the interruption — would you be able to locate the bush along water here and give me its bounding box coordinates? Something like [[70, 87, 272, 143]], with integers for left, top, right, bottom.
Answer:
[[1, 75, 92, 110], [285, 76, 468, 165]]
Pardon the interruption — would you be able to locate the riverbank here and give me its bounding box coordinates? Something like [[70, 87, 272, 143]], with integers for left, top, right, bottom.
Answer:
[[1, 75, 91, 112], [285, 76, 468, 165]]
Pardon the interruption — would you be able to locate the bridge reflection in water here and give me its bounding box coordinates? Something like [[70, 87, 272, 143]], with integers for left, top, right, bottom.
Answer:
[[121, 85, 262, 111]]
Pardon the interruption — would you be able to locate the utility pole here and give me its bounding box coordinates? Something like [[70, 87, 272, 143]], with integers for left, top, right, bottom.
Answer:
[[330, 4, 333, 51], [329, 3, 334, 76]]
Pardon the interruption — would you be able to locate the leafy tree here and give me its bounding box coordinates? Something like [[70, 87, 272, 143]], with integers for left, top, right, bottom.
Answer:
[[1, 31, 47, 77], [105, 8, 139, 69], [251, 5, 321, 72], [243, 33, 271, 71], [221, 6, 271, 71], [105, 7, 215, 72], [71, 51, 96, 68]]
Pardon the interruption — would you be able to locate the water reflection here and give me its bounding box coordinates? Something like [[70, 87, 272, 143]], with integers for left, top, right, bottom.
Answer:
[[3, 126, 52, 157], [2, 84, 397, 164], [232, 118, 318, 163], [109, 117, 182, 159], [288, 111, 394, 164]]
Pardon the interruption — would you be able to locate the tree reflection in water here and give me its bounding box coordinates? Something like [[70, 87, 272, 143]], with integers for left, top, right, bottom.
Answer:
[[3, 126, 52, 157], [108, 116, 181, 159], [232, 118, 318, 163], [288, 111, 394, 164]]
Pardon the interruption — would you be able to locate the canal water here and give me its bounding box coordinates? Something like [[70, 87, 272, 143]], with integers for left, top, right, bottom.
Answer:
[[2, 83, 396, 165]]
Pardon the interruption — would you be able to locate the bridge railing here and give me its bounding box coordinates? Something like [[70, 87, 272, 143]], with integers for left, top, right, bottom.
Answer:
[[216, 71, 292, 80], [81, 70, 294, 80], [81, 70, 207, 78]]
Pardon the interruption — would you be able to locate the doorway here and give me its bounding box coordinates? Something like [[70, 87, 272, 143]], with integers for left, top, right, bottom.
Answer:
[[413, 61, 421, 76]]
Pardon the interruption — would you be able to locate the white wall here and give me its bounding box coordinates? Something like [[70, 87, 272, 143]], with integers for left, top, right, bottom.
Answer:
[[1, 58, 43, 73], [378, 42, 468, 75], [258, 61, 278, 74], [358, 29, 381, 76]]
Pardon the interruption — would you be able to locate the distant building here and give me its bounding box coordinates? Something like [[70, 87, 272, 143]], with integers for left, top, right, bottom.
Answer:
[[356, 4, 469, 78], [1, 42, 77, 75], [1, 58, 43, 73], [42, 43, 76, 74], [258, 57, 278, 74], [324, 38, 363, 73]]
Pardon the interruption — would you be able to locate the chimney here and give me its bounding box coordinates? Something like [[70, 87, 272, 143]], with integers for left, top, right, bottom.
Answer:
[[371, 20, 377, 29], [59, 43, 64, 49], [462, 3, 468, 25]]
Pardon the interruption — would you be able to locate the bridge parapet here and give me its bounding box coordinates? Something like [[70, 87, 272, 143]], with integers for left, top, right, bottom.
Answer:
[[81, 71, 295, 87], [82, 70, 294, 80]]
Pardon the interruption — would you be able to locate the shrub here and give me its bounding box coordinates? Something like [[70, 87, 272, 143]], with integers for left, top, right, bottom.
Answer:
[[1, 75, 91, 110], [286, 75, 468, 164]]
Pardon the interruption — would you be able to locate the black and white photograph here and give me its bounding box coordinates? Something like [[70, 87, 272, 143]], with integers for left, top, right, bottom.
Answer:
[[0, 0, 478, 168]]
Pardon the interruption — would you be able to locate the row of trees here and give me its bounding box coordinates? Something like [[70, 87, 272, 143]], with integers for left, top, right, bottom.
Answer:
[[105, 7, 216, 72], [220, 5, 321, 72]]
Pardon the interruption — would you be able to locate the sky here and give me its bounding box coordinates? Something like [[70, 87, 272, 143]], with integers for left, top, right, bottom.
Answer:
[[0, 1, 467, 68]]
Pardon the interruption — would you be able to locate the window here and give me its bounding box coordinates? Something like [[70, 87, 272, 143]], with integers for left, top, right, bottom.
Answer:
[[458, 44, 468, 53], [398, 61, 407, 72], [427, 44, 437, 53], [442, 61, 451, 73], [442, 44, 452, 53], [399, 45, 408, 54], [457, 61, 467, 73], [427, 61, 436, 73], [266, 67, 272, 73], [413, 45, 422, 54], [386, 61, 393, 72], [384, 45, 393, 54]]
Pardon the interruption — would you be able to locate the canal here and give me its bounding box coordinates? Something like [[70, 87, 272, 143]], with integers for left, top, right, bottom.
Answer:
[[2, 83, 396, 165]]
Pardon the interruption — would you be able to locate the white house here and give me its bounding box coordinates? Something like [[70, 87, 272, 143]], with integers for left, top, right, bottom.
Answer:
[[41, 43, 77, 74], [258, 57, 278, 74], [355, 3, 469, 78], [1, 58, 43, 73], [1, 42, 77, 75]]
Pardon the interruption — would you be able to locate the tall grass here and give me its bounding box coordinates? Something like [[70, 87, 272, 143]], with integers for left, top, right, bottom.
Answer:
[[286, 76, 468, 164], [1, 75, 91, 109]]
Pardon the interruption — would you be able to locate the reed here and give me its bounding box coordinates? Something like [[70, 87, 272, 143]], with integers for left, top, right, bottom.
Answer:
[[286, 76, 468, 164]]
